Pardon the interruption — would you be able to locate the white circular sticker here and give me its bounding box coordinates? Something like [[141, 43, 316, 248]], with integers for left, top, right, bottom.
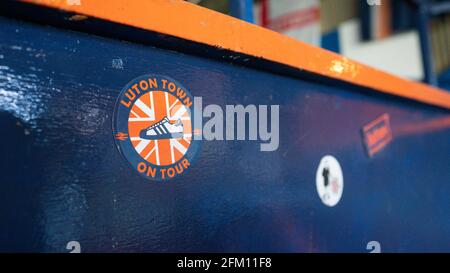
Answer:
[[316, 155, 344, 207]]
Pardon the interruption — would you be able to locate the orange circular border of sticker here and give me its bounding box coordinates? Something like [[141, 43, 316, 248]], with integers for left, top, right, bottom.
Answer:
[[315, 155, 344, 207], [113, 74, 201, 181]]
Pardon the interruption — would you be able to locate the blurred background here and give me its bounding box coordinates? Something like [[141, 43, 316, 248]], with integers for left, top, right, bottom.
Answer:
[[187, 0, 450, 90]]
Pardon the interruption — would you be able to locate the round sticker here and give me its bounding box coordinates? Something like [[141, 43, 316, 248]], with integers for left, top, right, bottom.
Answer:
[[113, 74, 200, 181], [315, 155, 344, 207]]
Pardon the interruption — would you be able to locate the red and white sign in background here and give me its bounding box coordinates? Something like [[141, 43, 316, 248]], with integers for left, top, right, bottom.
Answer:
[[254, 0, 321, 46]]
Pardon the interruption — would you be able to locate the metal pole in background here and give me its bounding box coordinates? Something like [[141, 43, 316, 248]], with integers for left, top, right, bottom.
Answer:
[[416, 0, 438, 86], [230, 0, 254, 23]]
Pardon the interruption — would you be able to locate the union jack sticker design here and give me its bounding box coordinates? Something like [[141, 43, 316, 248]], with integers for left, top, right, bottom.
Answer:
[[113, 74, 200, 181]]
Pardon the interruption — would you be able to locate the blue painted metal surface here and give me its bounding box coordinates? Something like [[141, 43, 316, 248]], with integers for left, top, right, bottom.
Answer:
[[230, 0, 254, 23], [321, 30, 341, 54], [439, 67, 450, 90], [0, 16, 449, 253]]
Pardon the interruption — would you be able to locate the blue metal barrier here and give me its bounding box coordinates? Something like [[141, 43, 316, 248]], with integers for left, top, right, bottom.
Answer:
[[0, 1, 449, 253]]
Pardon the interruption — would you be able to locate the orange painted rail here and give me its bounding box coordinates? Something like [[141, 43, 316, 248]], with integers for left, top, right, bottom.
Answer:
[[22, 0, 450, 110]]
